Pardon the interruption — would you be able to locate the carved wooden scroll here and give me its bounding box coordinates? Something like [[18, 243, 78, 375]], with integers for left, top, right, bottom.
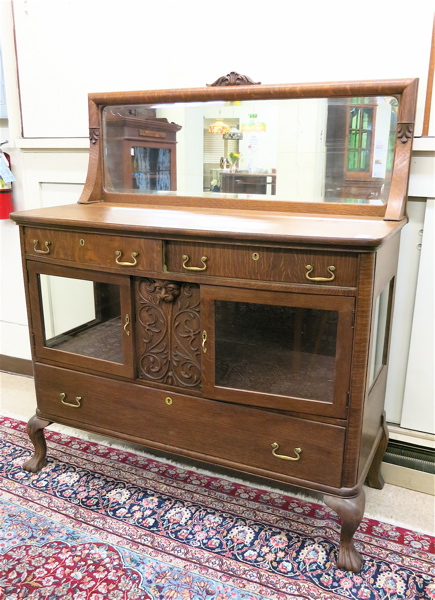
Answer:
[[207, 72, 261, 87], [135, 278, 201, 389]]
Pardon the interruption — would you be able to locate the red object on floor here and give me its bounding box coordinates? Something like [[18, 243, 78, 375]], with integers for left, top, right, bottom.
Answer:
[[0, 188, 13, 219]]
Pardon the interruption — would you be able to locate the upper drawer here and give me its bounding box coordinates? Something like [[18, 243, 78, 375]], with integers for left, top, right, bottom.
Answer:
[[165, 241, 358, 287], [24, 228, 160, 272]]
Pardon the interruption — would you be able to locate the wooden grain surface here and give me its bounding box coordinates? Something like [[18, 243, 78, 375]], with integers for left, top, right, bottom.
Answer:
[[34, 362, 346, 489], [11, 203, 406, 248]]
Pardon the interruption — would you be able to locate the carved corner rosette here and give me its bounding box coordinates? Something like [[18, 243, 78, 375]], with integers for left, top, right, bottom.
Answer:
[[397, 123, 414, 144], [89, 128, 100, 145], [207, 72, 261, 87]]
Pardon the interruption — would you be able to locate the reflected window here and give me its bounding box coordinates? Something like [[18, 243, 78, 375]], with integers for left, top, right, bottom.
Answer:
[[346, 99, 375, 175]]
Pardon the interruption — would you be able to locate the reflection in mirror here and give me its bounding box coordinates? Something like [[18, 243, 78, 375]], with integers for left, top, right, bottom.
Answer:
[[103, 95, 398, 204], [40, 275, 123, 363]]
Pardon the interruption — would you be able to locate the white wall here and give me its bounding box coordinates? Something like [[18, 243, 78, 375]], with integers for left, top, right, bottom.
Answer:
[[0, 0, 434, 434], [9, 0, 435, 138]]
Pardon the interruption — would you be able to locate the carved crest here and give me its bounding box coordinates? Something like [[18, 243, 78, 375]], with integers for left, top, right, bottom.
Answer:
[[207, 72, 261, 87], [397, 123, 414, 144]]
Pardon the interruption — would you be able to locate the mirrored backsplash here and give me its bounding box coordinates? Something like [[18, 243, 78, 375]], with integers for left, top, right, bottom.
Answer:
[[103, 96, 398, 205]]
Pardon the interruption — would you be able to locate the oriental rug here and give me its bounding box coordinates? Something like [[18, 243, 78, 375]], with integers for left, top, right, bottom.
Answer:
[[0, 416, 434, 600]]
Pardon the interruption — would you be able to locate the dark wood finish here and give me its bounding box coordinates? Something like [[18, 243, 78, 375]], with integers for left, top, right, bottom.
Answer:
[[165, 242, 358, 287], [10, 78, 418, 573], [104, 110, 181, 191], [324, 488, 366, 572], [34, 362, 346, 488], [25, 227, 161, 273], [221, 172, 276, 195], [135, 278, 201, 389], [22, 414, 51, 472], [366, 412, 389, 489]]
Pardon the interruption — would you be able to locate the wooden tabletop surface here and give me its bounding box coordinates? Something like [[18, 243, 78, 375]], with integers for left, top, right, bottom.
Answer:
[[11, 203, 406, 248]]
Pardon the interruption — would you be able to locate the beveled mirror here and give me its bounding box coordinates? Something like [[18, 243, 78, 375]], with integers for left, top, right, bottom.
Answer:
[[81, 73, 418, 220]]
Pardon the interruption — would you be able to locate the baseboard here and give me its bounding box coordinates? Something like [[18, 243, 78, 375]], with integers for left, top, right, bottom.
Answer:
[[0, 355, 33, 377], [381, 462, 435, 495]]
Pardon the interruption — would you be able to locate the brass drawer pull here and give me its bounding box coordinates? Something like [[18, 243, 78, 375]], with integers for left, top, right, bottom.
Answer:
[[33, 240, 51, 254], [271, 442, 302, 461], [115, 250, 139, 266], [305, 264, 336, 282], [202, 330, 208, 353], [124, 314, 130, 336], [60, 392, 82, 408], [182, 254, 208, 271]]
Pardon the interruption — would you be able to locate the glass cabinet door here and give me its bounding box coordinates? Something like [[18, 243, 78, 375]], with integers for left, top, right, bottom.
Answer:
[[201, 286, 354, 418], [28, 262, 134, 377]]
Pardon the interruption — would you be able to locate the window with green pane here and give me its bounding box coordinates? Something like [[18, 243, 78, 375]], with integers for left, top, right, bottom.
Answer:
[[346, 99, 375, 174]]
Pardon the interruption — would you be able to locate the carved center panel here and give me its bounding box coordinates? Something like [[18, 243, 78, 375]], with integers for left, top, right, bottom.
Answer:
[[135, 278, 201, 389]]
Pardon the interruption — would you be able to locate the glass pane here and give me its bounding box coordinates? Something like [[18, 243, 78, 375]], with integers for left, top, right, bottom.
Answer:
[[368, 282, 392, 387], [361, 131, 371, 149], [362, 108, 373, 129], [347, 150, 358, 171], [214, 301, 338, 402], [360, 150, 370, 171], [40, 275, 123, 363], [350, 107, 361, 129], [132, 147, 171, 191], [348, 131, 359, 149]]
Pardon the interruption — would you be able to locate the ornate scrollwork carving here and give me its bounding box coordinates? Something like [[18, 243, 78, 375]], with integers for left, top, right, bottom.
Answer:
[[397, 123, 414, 144], [89, 128, 100, 144], [136, 278, 201, 389], [207, 72, 261, 87]]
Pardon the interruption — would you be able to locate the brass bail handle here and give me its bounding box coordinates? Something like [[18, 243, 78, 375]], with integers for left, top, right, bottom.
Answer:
[[33, 240, 51, 254], [271, 442, 302, 461], [182, 254, 208, 271], [60, 392, 82, 408], [202, 330, 208, 353], [124, 314, 130, 336], [115, 250, 139, 266], [305, 265, 336, 282]]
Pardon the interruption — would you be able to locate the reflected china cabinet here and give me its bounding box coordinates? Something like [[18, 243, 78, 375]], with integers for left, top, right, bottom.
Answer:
[[11, 73, 418, 573]]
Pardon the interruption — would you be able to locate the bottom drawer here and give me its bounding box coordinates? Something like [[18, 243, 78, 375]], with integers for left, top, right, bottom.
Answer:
[[34, 363, 346, 488]]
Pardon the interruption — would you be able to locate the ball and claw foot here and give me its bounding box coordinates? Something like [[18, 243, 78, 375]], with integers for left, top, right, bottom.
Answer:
[[22, 414, 51, 473], [324, 488, 365, 573]]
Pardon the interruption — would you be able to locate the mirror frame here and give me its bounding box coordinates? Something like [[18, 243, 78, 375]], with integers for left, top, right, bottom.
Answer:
[[79, 73, 418, 221]]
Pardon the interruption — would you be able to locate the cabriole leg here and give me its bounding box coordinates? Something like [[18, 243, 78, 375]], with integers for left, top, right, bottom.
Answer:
[[324, 488, 365, 573], [23, 414, 51, 473]]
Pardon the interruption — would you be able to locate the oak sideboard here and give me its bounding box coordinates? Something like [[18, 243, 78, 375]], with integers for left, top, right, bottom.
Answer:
[[11, 73, 418, 572]]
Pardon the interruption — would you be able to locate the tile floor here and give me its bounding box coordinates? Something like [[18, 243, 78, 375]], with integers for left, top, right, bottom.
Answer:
[[1, 371, 434, 535]]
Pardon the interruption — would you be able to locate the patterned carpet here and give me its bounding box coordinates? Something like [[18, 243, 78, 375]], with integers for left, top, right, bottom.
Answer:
[[1, 416, 434, 599]]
